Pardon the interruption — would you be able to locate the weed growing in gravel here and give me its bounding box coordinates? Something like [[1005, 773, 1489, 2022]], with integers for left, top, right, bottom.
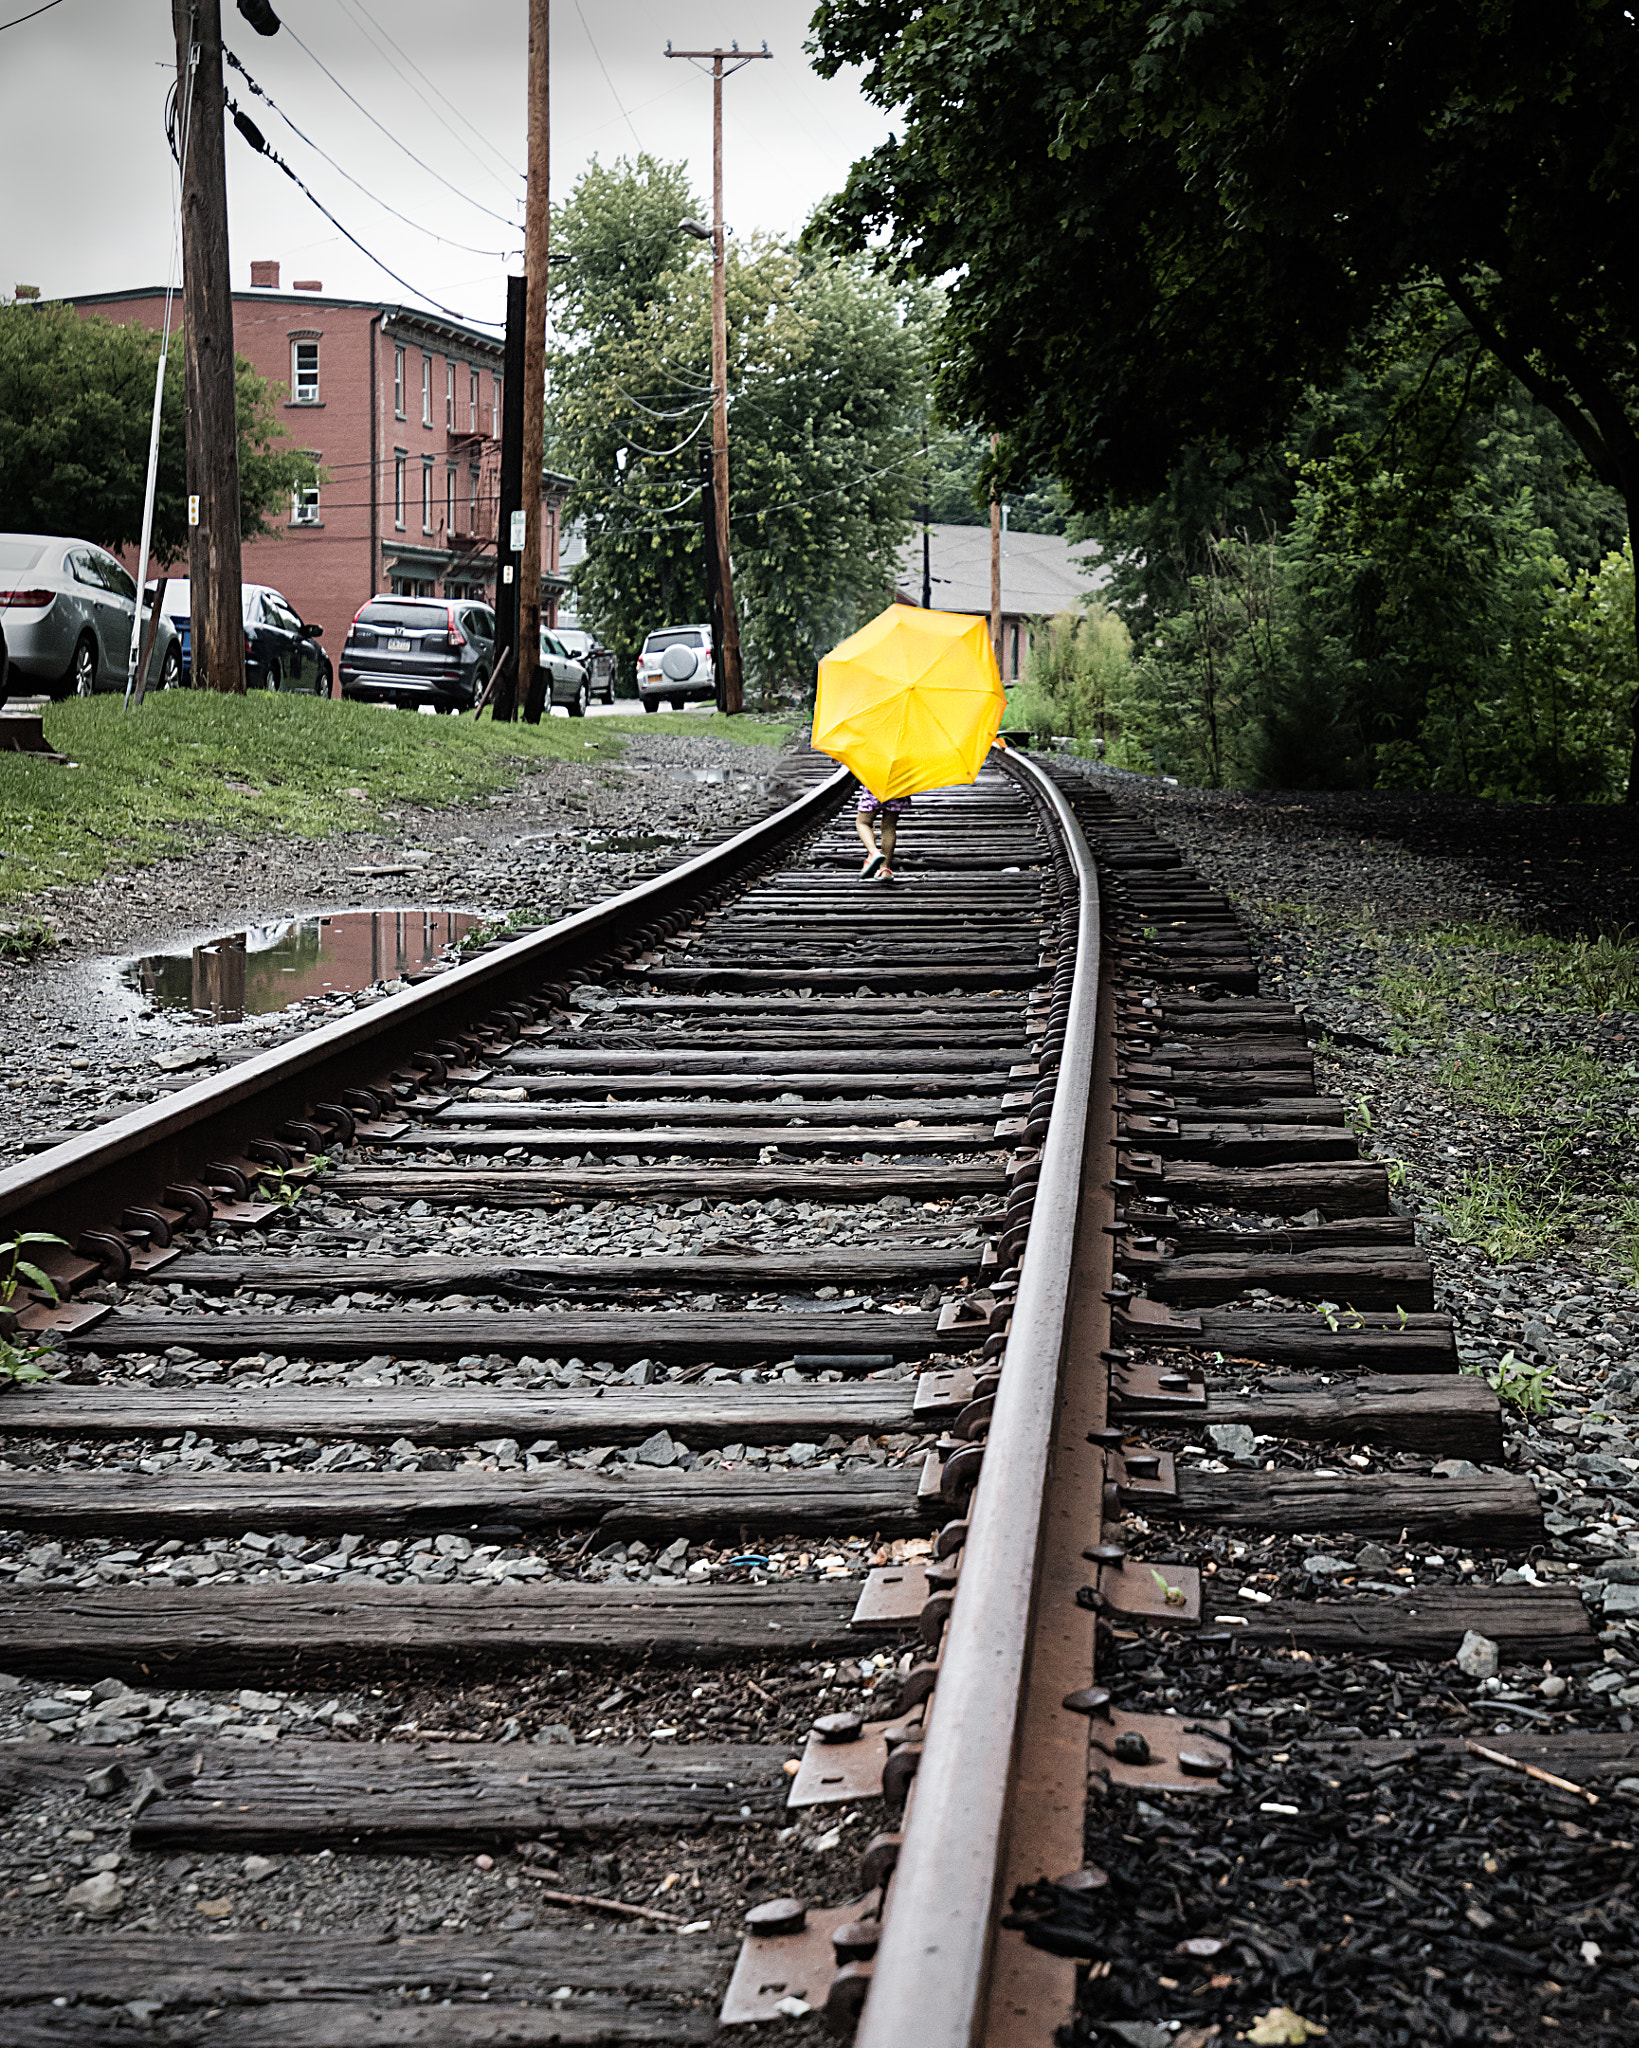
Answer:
[[1398, 921, 1639, 1019], [452, 906, 552, 957], [0, 1338, 52, 1390], [1618, 1197, 1639, 1286], [1440, 1158, 1577, 1262], [1463, 1349, 1554, 1416], [1438, 1034, 1628, 1117], [0, 915, 58, 960]]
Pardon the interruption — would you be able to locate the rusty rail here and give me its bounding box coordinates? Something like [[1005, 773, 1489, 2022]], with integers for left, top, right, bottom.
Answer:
[[0, 766, 852, 1248], [857, 748, 1102, 2047]]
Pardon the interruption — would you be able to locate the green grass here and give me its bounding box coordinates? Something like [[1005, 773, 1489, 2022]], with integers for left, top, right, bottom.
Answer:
[[1385, 920, 1639, 1031], [1437, 1034, 1633, 1117], [0, 914, 58, 959], [0, 697, 789, 906], [1440, 1154, 1580, 1263]]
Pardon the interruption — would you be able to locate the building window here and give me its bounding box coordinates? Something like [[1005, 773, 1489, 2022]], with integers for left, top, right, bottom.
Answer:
[[469, 466, 479, 528], [421, 353, 432, 427], [421, 458, 434, 534], [492, 373, 501, 437], [393, 346, 405, 418], [446, 360, 456, 428], [446, 465, 457, 532], [394, 452, 406, 530], [292, 339, 319, 403], [292, 479, 320, 526], [469, 367, 480, 433]]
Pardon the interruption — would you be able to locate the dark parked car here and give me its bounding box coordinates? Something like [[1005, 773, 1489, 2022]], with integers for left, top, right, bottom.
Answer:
[[339, 596, 494, 712], [151, 578, 329, 693], [553, 626, 616, 703]]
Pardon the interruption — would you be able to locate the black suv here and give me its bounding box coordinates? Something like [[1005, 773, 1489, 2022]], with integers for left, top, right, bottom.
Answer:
[[339, 597, 495, 711]]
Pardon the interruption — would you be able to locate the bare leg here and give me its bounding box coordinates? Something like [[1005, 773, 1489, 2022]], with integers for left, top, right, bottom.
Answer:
[[878, 816, 897, 874], [856, 811, 883, 874]]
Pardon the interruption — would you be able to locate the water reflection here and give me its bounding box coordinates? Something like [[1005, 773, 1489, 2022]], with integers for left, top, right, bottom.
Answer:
[[127, 908, 479, 1023]]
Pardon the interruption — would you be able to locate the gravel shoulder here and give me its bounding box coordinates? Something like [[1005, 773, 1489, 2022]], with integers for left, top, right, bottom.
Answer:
[[0, 725, 798, 1167], [1061, 760, 1639, 2047]]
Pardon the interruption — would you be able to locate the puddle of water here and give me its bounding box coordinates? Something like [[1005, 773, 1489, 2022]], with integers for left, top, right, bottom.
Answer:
[[126, 908, 480, 1023]]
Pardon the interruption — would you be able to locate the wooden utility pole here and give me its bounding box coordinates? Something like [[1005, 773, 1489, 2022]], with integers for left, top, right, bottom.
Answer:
[[665, 41, 770, 716], [519, 0, 550, 724], [989, 431, 1003, 670], [172, 0, 244, 694], [491, 275, 527, 721]]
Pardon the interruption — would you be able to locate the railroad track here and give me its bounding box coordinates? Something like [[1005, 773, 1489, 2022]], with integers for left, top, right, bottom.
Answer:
[[0, 746, 1609, 2045]]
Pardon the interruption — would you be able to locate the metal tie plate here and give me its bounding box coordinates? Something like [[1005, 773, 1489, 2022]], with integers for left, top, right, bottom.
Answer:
[[849, 1562, 929, 1630], [1095, 1560, 1201, 1625], [1088, 1710, 1232, 1793], [720, 1894, 880, 2026]]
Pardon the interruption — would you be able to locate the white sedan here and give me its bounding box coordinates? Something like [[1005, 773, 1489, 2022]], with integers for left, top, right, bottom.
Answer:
[[0, 532, 180, 697]]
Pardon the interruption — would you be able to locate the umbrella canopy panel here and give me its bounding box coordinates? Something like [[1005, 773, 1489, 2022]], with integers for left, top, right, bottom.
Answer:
[[812, 605, 1007, 800]]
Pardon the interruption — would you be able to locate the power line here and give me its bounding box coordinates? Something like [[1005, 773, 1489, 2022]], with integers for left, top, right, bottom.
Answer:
[[280, 17, 519, 229], [573, 0, 643, 149], [0, 0, 64, 29], [225, 48, 519, 260], [226, 101, 503, 330], [331, 0, 522, 201]]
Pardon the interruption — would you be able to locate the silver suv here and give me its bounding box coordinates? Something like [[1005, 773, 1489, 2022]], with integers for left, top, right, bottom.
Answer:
[[636, 624, 717, 712]]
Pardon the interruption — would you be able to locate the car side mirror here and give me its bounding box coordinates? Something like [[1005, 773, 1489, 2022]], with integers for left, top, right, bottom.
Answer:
[[303, 623, 323, 637]]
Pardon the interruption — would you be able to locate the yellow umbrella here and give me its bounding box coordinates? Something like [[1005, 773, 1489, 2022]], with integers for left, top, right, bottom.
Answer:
[[811, 604, 1007, 801]]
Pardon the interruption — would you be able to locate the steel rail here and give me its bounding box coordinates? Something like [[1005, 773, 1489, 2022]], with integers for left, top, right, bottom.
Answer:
[[0, 766, 852, 1247], [856, 747, 1101, 2048]]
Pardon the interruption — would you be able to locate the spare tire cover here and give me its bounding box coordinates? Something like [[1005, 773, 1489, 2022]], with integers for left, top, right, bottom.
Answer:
[[660, 643, 700, 682]]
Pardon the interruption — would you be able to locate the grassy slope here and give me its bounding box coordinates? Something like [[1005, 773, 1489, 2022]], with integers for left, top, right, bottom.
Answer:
[[0, 698, 791, 907]]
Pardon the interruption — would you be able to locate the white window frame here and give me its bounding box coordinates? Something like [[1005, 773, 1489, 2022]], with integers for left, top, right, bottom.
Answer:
[[394, 451, 406, 531], [292, 478, 320, 526], [446, 464, 457, 532], [491, 373, 501, 437], [291, 338, 320, 403], [421, 353, 432, 427], [446, 360, 455, 428], [469, 367, 479, 433], [421, 457, 434, 534], [469, 466, 479, 529], [393, 345, 405, 419]]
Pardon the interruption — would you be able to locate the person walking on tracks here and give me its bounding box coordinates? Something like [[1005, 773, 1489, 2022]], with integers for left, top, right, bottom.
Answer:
[[855, 786, 910, 881]]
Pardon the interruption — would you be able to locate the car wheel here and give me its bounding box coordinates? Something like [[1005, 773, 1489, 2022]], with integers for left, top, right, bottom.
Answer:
[[159, 646, 181, 691], [568, 678, 589, 718], [265, 662, 281, 693], [643, 697, 661, 713], [71, 634, 97, 698]]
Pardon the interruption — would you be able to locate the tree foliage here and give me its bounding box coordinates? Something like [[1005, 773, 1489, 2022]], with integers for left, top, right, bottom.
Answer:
[[0, 302, 317, 563], [548, 156, 930, 698], [810, 0, 1639, 795]]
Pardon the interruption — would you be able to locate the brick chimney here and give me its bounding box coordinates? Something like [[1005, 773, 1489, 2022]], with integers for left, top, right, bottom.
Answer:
[[293, 279, 323, 292], [250, 260, 280, 289]]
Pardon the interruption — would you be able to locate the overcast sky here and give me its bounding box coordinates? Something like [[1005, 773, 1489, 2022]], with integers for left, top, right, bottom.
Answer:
[[0, 0, 893, 332]]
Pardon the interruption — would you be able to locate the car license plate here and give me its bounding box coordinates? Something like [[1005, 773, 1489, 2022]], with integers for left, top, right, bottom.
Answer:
[[387, 637, 412, 653]]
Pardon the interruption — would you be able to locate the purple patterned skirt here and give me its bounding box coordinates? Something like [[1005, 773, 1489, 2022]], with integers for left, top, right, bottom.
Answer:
[[856, 792, 913, 817]]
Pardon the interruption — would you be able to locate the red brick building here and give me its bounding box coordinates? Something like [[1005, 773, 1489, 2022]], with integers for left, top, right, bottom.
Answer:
[[73, 267, 568, 642]]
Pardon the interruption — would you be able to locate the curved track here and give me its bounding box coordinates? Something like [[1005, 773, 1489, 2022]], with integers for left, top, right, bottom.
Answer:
[[0, 749, 1593, 2045]]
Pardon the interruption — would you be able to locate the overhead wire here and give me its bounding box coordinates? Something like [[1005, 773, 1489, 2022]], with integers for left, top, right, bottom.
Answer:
[[224, 49, 519, 260], [329, 0, 522, 201], [572, 0, 643, 150], [0, 0, 64, 28], [225, 98, 502, 330], [279, 17, 519, 229], [340, 0, 518, 185]]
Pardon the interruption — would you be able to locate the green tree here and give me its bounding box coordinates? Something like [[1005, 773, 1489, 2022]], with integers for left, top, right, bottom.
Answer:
[[810, 0, 1639, 797], [549, 156, 929, 699], [0, 301, 317, 562]]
